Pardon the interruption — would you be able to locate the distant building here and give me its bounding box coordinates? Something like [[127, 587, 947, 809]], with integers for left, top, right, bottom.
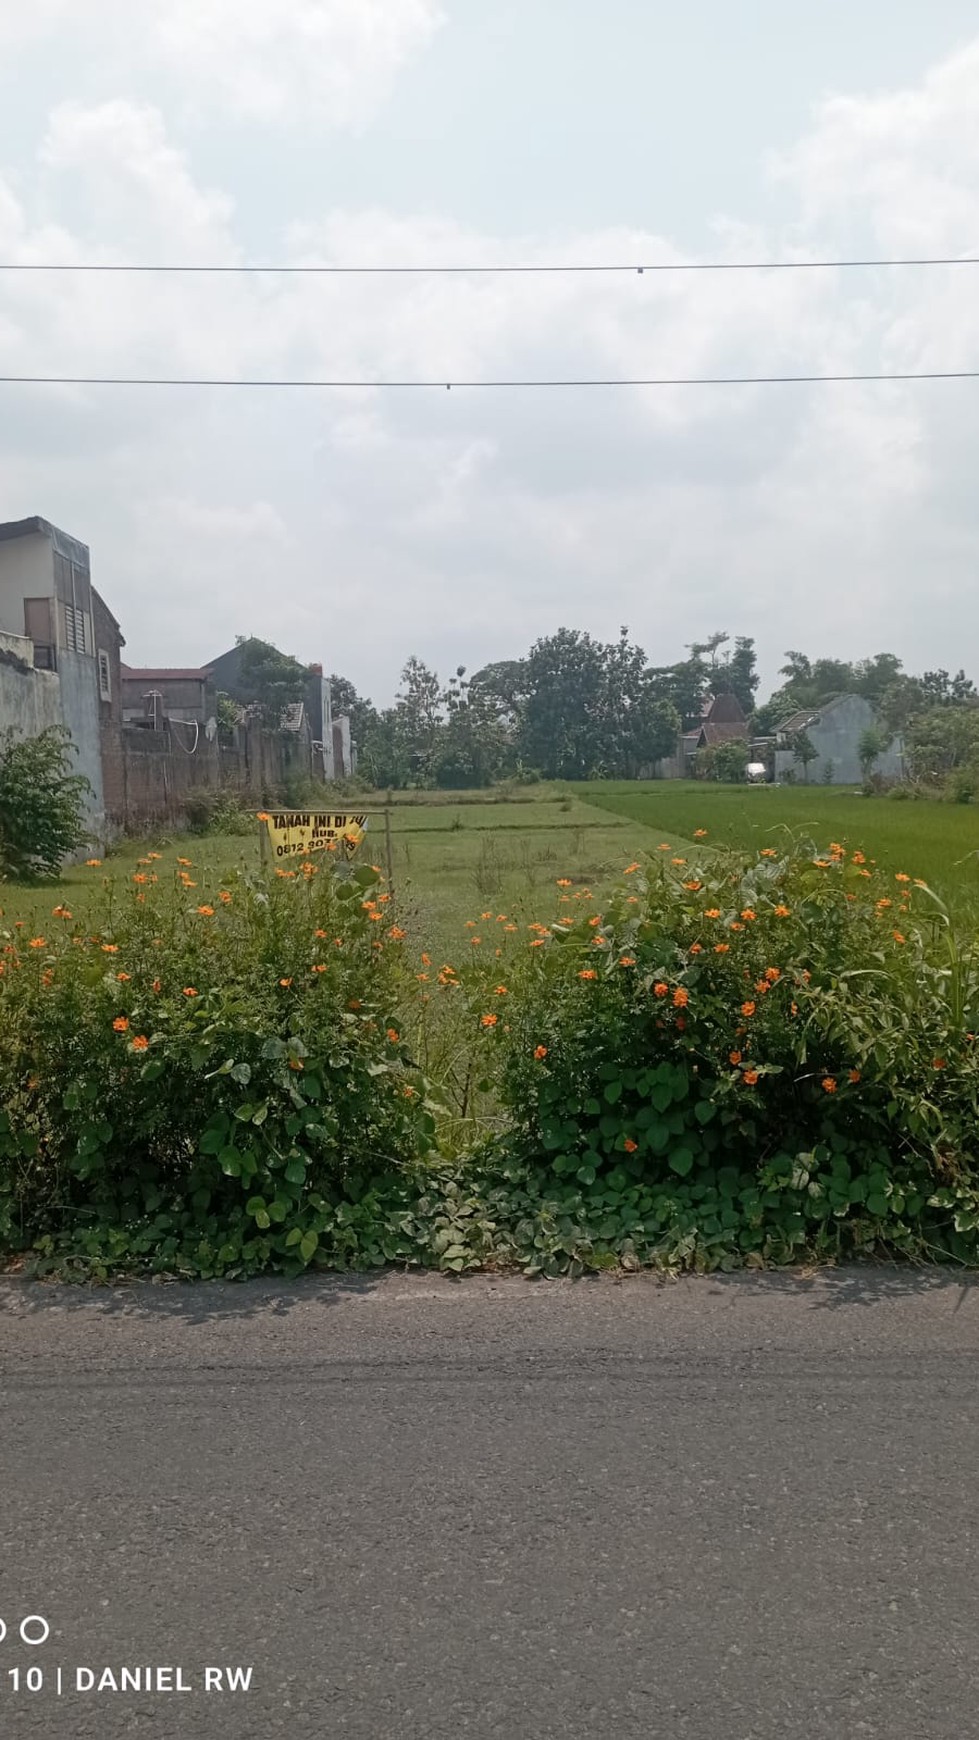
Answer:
[[676, 692, 749, 776], [203, 641, 352, 779], [121, 665, 214, 729], [773, 694, 904, 785], [0, 515, 111, 832]]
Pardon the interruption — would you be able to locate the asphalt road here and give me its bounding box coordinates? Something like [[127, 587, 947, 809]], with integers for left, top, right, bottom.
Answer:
[[1, 1266, 978, 1739]]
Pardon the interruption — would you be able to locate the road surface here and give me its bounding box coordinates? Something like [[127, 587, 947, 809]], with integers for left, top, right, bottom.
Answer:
[[1, 1266, 978, 1738]]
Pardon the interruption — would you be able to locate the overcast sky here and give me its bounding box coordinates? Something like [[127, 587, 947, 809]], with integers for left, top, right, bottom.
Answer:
[[1, 2, 978, 702]]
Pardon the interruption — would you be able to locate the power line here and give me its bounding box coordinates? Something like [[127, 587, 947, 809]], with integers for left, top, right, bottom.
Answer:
[[0, 369, 976, 389], [0, 256, 978, 276]]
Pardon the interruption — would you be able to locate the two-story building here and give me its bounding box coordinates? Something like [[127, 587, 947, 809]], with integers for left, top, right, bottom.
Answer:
[[0, 515, 120, 832]]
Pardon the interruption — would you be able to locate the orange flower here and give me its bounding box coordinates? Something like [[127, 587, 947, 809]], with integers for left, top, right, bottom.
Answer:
[[764, 966, 781, 982], [623, 1137, 638, 1153], [619, 955, 636, 966], [388, 925, 407, 941], [892, 931, 906, 945], [876, 898, 892, 911], [116, 971, 131, 983], [624, 863, 640, 875], [658, 843, 671, 851], [311, 963, 327, 974], [101, 943, 118, 954], [759, 847, 777, 859], [895, 872, 910, 883], [741, 909, 757, 922], [693, 829, 708, 838], [131, 1035, 149, 1052], [714, 942, 730, 955], [152, 978, 161, 993], [481, 911, 493, 921], [534, 1045, 548, 1060], [578, 969, 598, 981], [470, 936, 482, 946], [52, 905, 72, 919], [743, 1069, 760, 1086], [741, 1001, 756, 1017], [112, 1016, 129, 1032], [729, 1050, 742, 1065], [386, 1028, 400, 1043], [821, 1077, 837, 1094], [481, 1013, 498, 1028], [704, 908, 721, 920], [689, 943, 703, 955], [132, 873, 148, 885], [29, 937, 47, 949], [588, 915, 602, 928], [279, 977, 293, 987], [85, 858, 102, 867], [848, 1069, 861, 1084], [755, 980, 770, 995], [197, 904, 215, 917], [673, 987, 689, 1008], [671, 858, 687, 867], [774, 905, 791, 919], [557, 878, 573, 887], [218, 890, 232, 905], [177, 857, 193, 867], [729, 921, 745, 932], [932, 1058, 947, 1070], [683, 880, 702, 892], [653, 982, 669, 998], [530, 938, 546, 948], [183, 987, 198, 998], [421, 952, 432, 965], [494, 984, 509, 996], [256, 812, 270, 822]]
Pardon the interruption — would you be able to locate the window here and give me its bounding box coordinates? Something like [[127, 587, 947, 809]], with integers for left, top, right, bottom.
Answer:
[[98, 649, 112, 701], [63, 602, 87, 653]]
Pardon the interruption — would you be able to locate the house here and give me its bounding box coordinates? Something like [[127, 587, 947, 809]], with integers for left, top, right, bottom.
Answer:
[[203, 641, 352, 779], [121, 665, 214, 728], [677, 692, 749, 775], [773, 694, 904, 785], [0, 515, 112, 832]]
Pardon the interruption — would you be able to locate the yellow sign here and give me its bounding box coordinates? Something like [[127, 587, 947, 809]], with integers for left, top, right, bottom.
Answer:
[[260, 810, 368, 861]]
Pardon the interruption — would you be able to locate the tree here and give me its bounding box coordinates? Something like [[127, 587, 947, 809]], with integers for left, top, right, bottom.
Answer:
[[858, 725, 887, 781], [789, 729, 819, 784], [234, 636, 308, 728], [0, 725, 92, 880], [395, 656, 443, 777], [327, 674, 378, 745], [433, 666, 513, 788], [713, 739, 750, 783], [905, 707, 979, 782], [719, 636, 759, 717], [518, 628, 611, 779]]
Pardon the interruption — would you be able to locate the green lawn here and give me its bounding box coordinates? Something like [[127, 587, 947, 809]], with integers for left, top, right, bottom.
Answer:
[[579, 780, 979, 912]]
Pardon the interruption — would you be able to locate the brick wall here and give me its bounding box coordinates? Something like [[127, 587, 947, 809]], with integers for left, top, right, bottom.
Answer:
[[108, 719, 315, 830]]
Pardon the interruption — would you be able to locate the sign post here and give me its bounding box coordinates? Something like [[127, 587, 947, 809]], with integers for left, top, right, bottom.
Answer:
[[256, 808, 395, 888]]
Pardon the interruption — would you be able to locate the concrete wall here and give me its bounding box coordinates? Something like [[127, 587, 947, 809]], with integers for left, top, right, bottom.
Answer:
[[105, 719, 317, 830], [0, 651, 62, 737], [58, 647, 105, 827], [774, 695, 905, 785], [0, 532, 54, 637]]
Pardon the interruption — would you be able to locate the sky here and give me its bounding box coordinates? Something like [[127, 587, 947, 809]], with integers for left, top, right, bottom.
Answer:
[[1, 1, 979, 704]]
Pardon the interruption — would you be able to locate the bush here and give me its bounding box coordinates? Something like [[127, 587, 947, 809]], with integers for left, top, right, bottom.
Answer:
[[0, 851, 439, 1276], [466, 840, 979, 1269], [0, 726, 92, 881]]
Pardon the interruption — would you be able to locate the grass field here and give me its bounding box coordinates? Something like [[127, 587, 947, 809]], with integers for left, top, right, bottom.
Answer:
[[0, 789, 686, 959], [3, 779, 978, 942], [581, 780, 979, 913]]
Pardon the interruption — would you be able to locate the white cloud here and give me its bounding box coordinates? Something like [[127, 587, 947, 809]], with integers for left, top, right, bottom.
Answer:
[[0, 0, 444, 128], [3, 41, 979, 699]]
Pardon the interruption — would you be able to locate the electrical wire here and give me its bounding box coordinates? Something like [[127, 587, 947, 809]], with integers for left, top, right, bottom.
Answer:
[[0, 370, 976, 389], [1, 256, 978, 275]]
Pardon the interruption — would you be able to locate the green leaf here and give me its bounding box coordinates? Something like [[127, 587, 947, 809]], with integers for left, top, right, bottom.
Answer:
[[694, 1101, 717, 1125], [299, 1231, 319, 1263], [604, 1080, 623, 1105], [284, 1226, 303, 1247], [669, 1147, 694, 1178], [284, 1159, 307, 1184]]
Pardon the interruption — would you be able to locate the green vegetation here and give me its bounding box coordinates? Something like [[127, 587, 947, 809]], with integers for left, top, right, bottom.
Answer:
[[580, 782, 979, 914], [0, 725, 93, 881], [4, 791, 979, 1280]]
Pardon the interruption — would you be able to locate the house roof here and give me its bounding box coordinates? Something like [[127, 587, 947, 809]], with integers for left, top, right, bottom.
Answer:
[[121, 665, 209, 682], [0, 515, 59, 545]]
